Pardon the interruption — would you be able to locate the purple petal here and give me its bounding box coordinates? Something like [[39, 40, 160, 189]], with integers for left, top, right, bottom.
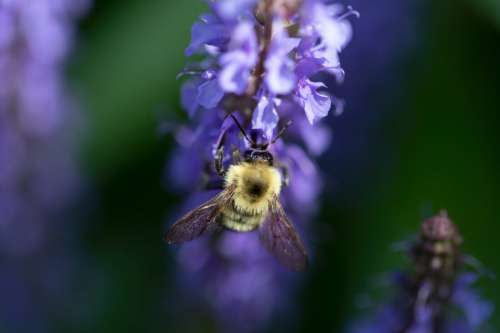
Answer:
[[252, 95, 279, 140], [212, 113, 245, 157], [264, 20, 300, 94], [303, 2, 353, 51], [218, 58, 250, 93], [0, 10, 15, 49], [219, 22, 258, 93], [452, 274, 494, 328], [295, 57, 324, 79], [299, 2, 353, 74], [298, 119, 332, 155], [181, 80, 200, 117], [280, 145, 320, 209], [185, 14, 227, 56], [197, 79, 224, 110], [296, 79, 332, 124]]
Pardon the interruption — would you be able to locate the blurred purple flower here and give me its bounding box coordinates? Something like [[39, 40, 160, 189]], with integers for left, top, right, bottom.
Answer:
[[173, 194, 295, 332], [298, 1, 355, 76], [0, 0, 86, 248], [347, 212, 493, 333], [167, 0, 356, 331], [0, 0, 90, 330], [451, 273, 494, 331], [214, 0, 258, 21]]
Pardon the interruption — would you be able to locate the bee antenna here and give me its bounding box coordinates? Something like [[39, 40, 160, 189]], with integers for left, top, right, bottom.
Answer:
[[271, 120, 293, 145], [228, 113, 255, 146]]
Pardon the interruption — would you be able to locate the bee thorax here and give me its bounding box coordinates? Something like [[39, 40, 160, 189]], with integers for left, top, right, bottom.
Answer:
[[225, 162, 282, 200], [243, 180, 268, 198]]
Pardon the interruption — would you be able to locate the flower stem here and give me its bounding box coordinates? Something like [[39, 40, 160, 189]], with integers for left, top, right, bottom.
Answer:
[[246, 0, 274, 98]]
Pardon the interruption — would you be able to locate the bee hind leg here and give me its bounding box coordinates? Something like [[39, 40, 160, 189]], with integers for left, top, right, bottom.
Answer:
[[277, 163, 290, 187]]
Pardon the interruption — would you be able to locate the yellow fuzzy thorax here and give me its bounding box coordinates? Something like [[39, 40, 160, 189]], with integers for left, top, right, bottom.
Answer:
[[225, 161, 282, 215]]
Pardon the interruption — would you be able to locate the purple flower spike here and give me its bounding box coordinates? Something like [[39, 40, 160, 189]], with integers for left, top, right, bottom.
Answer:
[[0, 0, 90, 330], [0, 0, 88, 248], [347, 212, 493, 333], [167, 1, 357, 331]]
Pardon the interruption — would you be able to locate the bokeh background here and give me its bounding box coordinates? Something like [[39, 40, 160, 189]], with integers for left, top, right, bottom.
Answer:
[[2, 0, 499, 332]]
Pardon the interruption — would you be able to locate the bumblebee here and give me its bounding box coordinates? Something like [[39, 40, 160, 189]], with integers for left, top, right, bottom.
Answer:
[[165, 116, 308, 271]]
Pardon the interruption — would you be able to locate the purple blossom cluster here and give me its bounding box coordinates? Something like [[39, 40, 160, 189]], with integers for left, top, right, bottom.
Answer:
[[348, 212, 493, 333], [0, 0, 89, 330], [181, 0, 354, 132], [167, 0, 356, 331]]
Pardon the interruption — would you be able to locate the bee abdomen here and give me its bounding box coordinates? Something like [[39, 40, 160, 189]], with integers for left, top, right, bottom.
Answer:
[[219, 201, 264, 232]]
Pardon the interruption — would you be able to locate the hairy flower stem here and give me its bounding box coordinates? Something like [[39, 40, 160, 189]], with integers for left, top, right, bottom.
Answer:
[[247, 0, 274, 99], [399, 211, 463, 333]]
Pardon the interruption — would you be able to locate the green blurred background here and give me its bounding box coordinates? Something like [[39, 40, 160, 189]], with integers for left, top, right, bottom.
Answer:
[[68, 0, 500, 332]]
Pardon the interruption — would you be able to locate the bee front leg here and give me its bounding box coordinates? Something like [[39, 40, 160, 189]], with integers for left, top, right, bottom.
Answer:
[[214, 146, 225, 177]]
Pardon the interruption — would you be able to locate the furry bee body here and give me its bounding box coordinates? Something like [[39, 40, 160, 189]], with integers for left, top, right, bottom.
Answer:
[[164, 132, 308, 271], [220, 161, 282, 232]]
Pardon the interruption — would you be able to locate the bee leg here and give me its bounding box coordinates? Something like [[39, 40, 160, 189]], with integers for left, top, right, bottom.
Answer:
[[231, 146, 241, 164], [214, 146, 225, 177], [278, 164, 290, 187]]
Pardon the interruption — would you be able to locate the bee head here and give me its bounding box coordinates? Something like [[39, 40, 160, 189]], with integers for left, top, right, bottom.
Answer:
[[226, 114, 292, 167], [244, 147, 274, 166]]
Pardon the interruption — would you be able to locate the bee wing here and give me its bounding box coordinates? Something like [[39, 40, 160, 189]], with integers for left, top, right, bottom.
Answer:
[[259, 197, 308, 271], [164, 185, 235, 244]]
